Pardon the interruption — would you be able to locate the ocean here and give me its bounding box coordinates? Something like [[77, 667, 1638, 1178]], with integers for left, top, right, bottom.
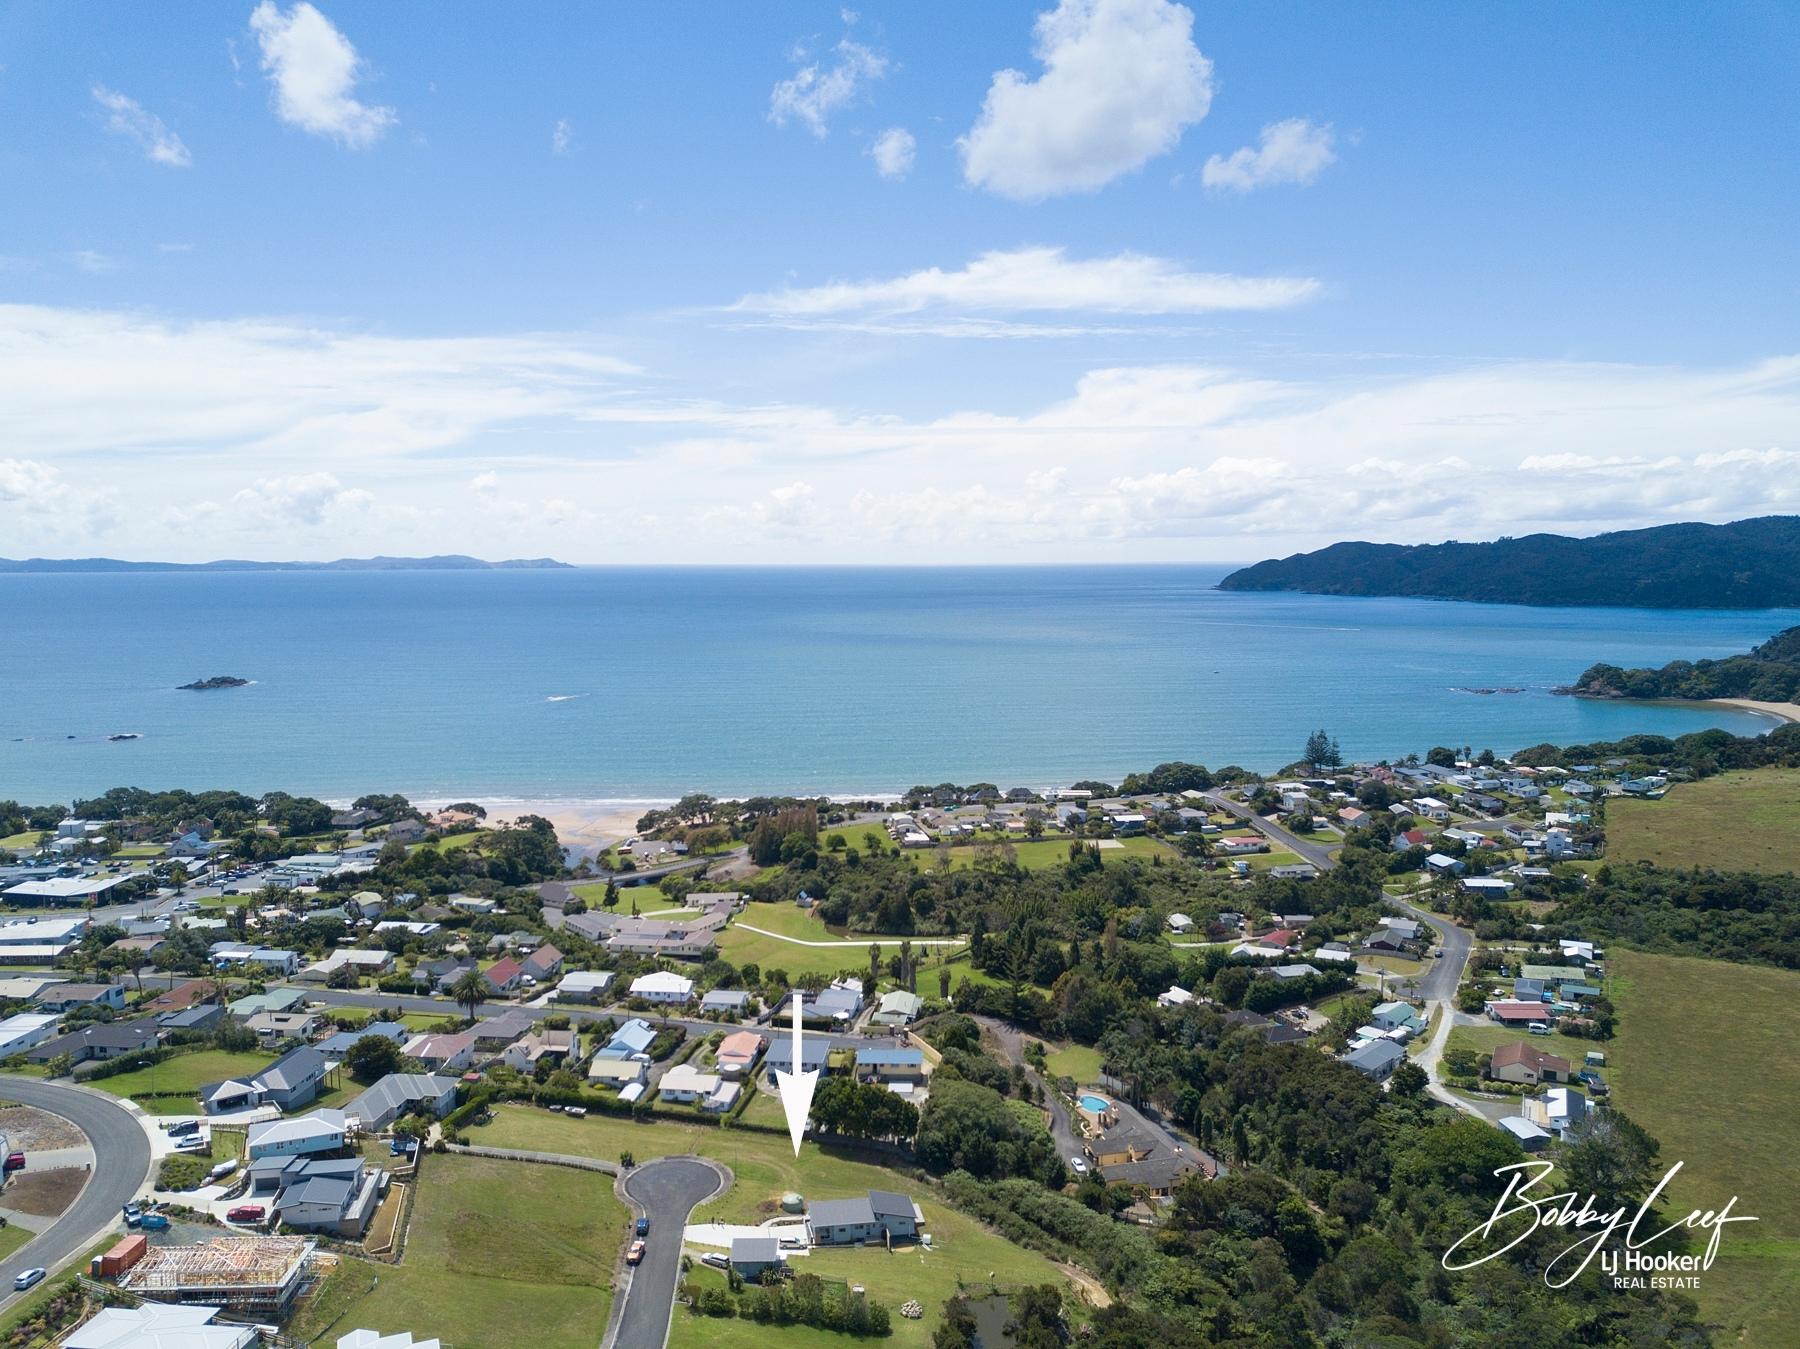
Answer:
[[1, 565, 1794, 805]]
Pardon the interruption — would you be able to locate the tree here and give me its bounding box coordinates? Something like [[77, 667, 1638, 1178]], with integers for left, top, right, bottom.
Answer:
[[603, 879, 619, 909], [1389, 1061, 1428, 1097], [451, 968, 489, 1023], [345, 1033, 405, 1082], [1303, 729, 1333, 772]]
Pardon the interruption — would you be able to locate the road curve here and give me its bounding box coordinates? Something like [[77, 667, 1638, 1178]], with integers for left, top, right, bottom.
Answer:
[[607, 1156, 730, 1349], [0, 1079, 149, 1305]]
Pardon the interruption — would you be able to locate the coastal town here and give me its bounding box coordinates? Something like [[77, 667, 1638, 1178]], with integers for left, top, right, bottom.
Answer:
[[0, 709, 1792, 1348]]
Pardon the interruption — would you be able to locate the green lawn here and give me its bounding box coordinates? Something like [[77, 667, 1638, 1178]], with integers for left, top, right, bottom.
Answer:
[[87, 1049, 276, 1111], [1039, 1042, 1105, 1085], [0, 1222, 34, 1261], [1442, 1024, 1609, 1083], [1607, 948, 1800, 1345], [462, 1103, 1073, 1349], [1607, 767, 1800, 874], [0, 832, 44, 853], [291, 1152, 625, 1349]]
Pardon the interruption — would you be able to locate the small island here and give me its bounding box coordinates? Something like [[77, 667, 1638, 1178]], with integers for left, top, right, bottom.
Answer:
[[177, 675, 250, 691]]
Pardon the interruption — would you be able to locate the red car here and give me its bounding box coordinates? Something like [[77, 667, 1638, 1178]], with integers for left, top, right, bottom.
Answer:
[[226, 1204, 266, 1223], [3, 1152, 24, 1174], [626, 1240, 646, 1266]]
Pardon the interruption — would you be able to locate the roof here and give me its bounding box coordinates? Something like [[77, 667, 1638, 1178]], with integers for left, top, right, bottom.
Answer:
[[1492, 1042, 1570, 1075], [348, 1072, 458, 1120], [260, 1043, 328, 1092], [701, 988, 750, 1007], [855, 1048, 923, 1067], [717, 1031, 764, 1060], [1343, 1040, 1405, 1070], [248, 1110, 347, 1150], [809, 1195, 876, 1228], [1498, 1116, 1551, 1143], [630, 971, 694, 995], [484, 955, 525, 985], [558, 969, 614, 990], [317, 1022, 410, 1056], [65, 1302, 257, 1349], [868, 1189, 914, 1220], [877, 990, 923, 1014], [732, 1236, 781, 1262]]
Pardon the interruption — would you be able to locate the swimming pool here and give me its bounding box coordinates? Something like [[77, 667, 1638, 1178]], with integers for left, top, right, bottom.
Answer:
[[1079, 1094, 1111, 1113]]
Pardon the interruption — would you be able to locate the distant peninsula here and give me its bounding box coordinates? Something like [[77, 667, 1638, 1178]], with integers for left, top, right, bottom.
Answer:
[[0, 554, 573, 574], [1566, 625, 1800, 704], [1217, 515, 1800, 609], [178, 675, 250, 691]]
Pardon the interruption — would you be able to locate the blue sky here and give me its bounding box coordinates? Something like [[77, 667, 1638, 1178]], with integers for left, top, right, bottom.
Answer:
[[2, 1, 1798, 562]]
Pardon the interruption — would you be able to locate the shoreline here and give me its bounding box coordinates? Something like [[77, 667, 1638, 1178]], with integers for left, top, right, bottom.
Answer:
[[1696, 697, 1800, 726]]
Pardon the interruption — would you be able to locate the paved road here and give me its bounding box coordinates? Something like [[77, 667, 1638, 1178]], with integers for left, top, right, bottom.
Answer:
[[0, 1081, 149, 1307], [971, 1016, 1081, 1160], [1202, 791, 1340, 870], [609, 1157, 729, 1349]]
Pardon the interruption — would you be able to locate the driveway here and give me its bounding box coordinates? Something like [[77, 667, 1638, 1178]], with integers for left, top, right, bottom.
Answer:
[[607, 1157, 729, 1349], [1202, 790, 1341, 871], [0, 1080, 150, 1308], [970, 1016, 1081, 1161]]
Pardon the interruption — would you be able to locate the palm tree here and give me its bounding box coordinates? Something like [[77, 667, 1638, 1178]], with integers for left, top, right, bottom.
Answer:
[[451, 968, 489, 1024]]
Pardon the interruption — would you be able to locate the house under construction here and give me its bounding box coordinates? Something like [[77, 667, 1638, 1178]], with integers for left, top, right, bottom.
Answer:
[[118, 1237, 315, 1317]]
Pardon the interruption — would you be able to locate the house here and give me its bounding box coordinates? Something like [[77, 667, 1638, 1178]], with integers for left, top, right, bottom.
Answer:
[[1341, 1039, 1405, 1081], [1424, 852, 1465, 875], [730, 1235, 783, 1282], [0, 1012, 61, 1059], [449, 896, 497, 916], [657, 1063, 722, 1104], [267, 1156, 384, 1237], [500, 1029, 580, 1072], [1391, 828, 1431, 852], [32, 981, 128, 1013], [105, 934, 168, 962], [228, 989, 308, 1021], [1371, 1001, 1423, 1033], [25, 1020, 165, 1065], [522, 943, 564, 982], [1490, 1042, 1570, 1086], [1268, 963, 1320, 981], [1497, 1116, 1553, 1152], [1462, 877, 1516, 897], [402, 1031, 476, 1074], [598, 915, 719, 961], [597, 1018, 657, 1059], [1486, 1000, 1552, 1027], [715, 1030, 765, 1077], [158, 1004, 226, 1035], [1361, 930, 1411, 955], [1215, 836, 1270, 855], [700, 989, 752, 1017], [872, 990, 923, 1025], [413, 957, 478, 994], [298, 949, 394, 982], [1513, 978, 1547, 1003], [482, 956, 525, 995], [1523, 1086, 1588, 1138], [854, 1047, 925, 1084], [386, 821, 427, 844], [1166, 912, 1195, 935], [555, 970, 616, 1003], [808, 1190, 920, 1246], [805, 980, 863, 1025], [201, 1043, 329, 1115], [764, 1034, 832, 1084], [1157, 985, 1193, 1008], [346, 1073, 459, 1131], [1100, 1150, 1204, 1196], [245, 1010, 320, 1042], [1336, 807, 1369, 829], [247, 1109, 349, 1160], [211, 947, 300, 977], [470, 1010, 536, 1049], [316, 1022, 410, 1058], [64, 1303, 259, 1349], [703, 1079, 741, 1112], [588, 1057, 649, 1088], [629, 971, 694, 1005]]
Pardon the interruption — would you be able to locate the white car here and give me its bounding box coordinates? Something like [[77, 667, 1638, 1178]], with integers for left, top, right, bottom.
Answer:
[[13, 1268, 45, 1292], [1069, 1157, 1088, 1175]]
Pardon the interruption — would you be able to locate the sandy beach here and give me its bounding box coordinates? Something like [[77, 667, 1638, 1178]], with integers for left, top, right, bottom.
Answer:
[[1704, 698, 1800, 726], [420, 798, 671, 852]]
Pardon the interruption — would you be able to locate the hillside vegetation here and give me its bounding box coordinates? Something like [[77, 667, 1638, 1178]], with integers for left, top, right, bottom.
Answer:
[[1573, 625, 1800, 703], [1218, 515, 1800, 608]]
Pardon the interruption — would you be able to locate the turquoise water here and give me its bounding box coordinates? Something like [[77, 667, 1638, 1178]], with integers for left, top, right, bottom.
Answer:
[[1079, 1094, 1112, 1113], [1, 565, 1793, 804]]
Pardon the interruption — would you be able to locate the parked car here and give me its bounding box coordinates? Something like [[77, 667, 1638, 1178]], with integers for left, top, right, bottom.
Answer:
[[700, 1252, 729, 1269], [138, 1213, 170, 1231], [626, 1240, 646, 1266], [565, 1107, 587, 1119], [635, 1216, 649, 1236], [4, 1151, 25, 1173], [13, 1268, 45, 1292], [1069, 1157, 1088, 1175], [165, 1120, 200, 1137], [225, 1204, 266, 1223], [1526, 1022, 1552, 1035], [175, 1134, 208, 1152]]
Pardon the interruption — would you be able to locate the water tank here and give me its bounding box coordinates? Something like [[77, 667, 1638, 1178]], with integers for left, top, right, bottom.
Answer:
[[780, 1192, 804, 1213]]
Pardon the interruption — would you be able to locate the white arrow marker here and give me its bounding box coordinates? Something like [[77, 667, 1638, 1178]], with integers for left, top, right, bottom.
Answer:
[[774, 991, 818, 1157]]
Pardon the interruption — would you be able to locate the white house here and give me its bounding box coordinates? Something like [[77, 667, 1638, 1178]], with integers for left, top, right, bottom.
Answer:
[[629, 971, 694, 1004], [1156, 985, 1194, 1008], [555, 970, 616, 1003], [657, 1063, 721, 1103]]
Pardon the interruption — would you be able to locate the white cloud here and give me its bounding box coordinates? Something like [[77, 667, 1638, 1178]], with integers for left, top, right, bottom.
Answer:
[[66, 250, 117, 274], [552, 119, 572, 154], [733, 246, 1318, 318], [91, 85, 192, 167], [769, 38, 888, 138], [232, 471, 372, 527], [249, 1, 395, 147], [1202, 118, 1336, 192], [468, 471, 500, 494], [960, 0, 1212, 200], [869, 127, 916, 179]]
